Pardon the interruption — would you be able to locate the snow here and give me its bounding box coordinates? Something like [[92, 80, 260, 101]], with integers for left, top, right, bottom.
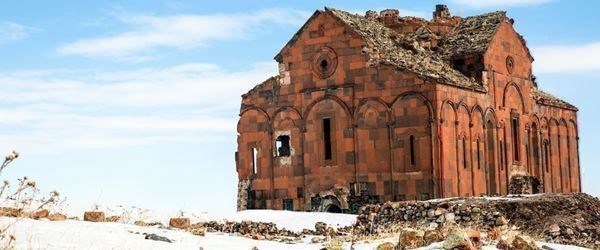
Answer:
[[2, 217, 201, 249], [204, 209, 357, 232], [0, 210, 589, 250]]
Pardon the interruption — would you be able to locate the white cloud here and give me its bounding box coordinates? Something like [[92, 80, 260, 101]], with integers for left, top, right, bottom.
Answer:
[[0, 62, 277, 154], [57, 9, 310, 61], [0, 21, 36, 45], [450, 0, 554, 8], [532, 42, 600, 73]]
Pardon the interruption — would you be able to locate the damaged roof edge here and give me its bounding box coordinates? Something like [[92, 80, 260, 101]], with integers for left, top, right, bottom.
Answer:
[[241, 75, 279, 99], [531, 88, 578, 111]]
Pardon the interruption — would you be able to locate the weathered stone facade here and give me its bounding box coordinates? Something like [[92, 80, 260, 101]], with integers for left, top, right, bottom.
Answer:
[[235, 5, 581, 212]]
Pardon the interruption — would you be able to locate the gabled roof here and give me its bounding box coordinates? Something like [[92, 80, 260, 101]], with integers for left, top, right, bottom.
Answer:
[[325, 7, 485, 92], [274, 10, 321, 62], [531, 89, 578, 111]]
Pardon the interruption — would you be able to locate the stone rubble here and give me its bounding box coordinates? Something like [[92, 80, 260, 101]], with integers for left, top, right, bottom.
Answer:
[[353, 193, 599, 249]]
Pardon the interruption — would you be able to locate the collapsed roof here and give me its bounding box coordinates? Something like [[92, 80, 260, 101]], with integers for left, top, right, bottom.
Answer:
[[263, 7, 575, 111]]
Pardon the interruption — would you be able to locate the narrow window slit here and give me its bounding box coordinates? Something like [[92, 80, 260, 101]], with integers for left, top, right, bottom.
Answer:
[[323, 118, 332, 160]]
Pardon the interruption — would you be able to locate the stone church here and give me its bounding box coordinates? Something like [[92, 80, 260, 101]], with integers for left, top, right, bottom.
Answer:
[[235, 5, 580, 212]]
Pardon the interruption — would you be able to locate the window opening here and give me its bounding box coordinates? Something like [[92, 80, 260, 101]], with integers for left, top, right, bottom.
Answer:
[[409, 135, 416, 165], [323, 118, 332, 160], [251, 147, 258, 175], [275, 135, 291, 157]]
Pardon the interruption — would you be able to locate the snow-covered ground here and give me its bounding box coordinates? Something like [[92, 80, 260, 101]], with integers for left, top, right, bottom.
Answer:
[[0, 210, 590, 250], [0, 216, 376, 250], [204, 209, 357, 232]]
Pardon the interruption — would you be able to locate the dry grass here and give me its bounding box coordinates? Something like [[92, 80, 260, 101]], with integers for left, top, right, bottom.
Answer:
[[0, 150, 62, 248]]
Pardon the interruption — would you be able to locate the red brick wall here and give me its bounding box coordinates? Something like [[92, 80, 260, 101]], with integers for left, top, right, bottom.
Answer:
[[235, 11, 580, 211]]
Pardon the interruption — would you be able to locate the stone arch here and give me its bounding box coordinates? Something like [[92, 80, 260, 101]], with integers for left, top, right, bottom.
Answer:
[[470, 105, 485, 196], [304, 96, 352, 172], [502, 82, 525, 112], [271, 106, 302, 127], [391, 91, 434, 123], [548, 118, 560, 192], [390, 93, 434, 199], [237, 107, 272, 184], [303, 95, 352, 126], [355, 99, 391, 175], [354, 97, 391, 126], [530, 119, 542, 180], [484, 108, 498, 128], [456, 103, 472, 197], [440, 100, 457, 123], [440, 100, 458, 197], [238, 106, 271, 133], [558, 119, 570, 192], [530, 114, 541, 127], [272, 107, 303, 172], [568, 119, 580, 192], [484, 111, 499, 196]]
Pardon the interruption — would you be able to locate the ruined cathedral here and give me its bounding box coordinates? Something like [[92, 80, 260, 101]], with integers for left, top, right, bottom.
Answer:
[[235, 5, 581, 212]]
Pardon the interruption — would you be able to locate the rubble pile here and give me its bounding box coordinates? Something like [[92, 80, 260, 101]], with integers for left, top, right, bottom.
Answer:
[[325, 7, 486, 92], [437, 11, 506, 59], [189, 220, 345, 243], [353, 193, 600, 248]]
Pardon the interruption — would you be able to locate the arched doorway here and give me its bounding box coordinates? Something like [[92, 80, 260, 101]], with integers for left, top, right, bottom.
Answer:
[[485, 120, 498, 195], [319, 195, 343, 213], [325, 204, 342, 213]]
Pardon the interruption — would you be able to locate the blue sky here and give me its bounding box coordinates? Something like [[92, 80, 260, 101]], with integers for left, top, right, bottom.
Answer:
[[0, 0, 598, 215]]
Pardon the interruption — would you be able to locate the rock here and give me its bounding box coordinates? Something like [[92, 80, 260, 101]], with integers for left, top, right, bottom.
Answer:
[[435, 207, 447, 216], [106, 215, 120, 222], [512, 235, 537, 250], [548, 224, 560, 236], [487, 227, 502, 241], [496, 216, 508, 226], [467, 229, 481, 248], [436, 216, 445, 223], [496, 239, 510, 250], [31, 209, 49, 219], [169, 217, 191, 229], [145, 233, 172, 243], [427, 209, 435, 217], [565, 228, 574, 236], [397, 228, 423, 249], [376, 242, 395, 250], [424, 229, 444, 244], [83, 211, 105, 222], [471, 207, 481, 213], [314, 222, 328, 235], [48, 213, 67, 221], [189, 227, 206, 236], [0, 207, 23, 217], [310, 236, 325, 244], [444, 213, 455, 223], [443, 230, 475, 250]]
